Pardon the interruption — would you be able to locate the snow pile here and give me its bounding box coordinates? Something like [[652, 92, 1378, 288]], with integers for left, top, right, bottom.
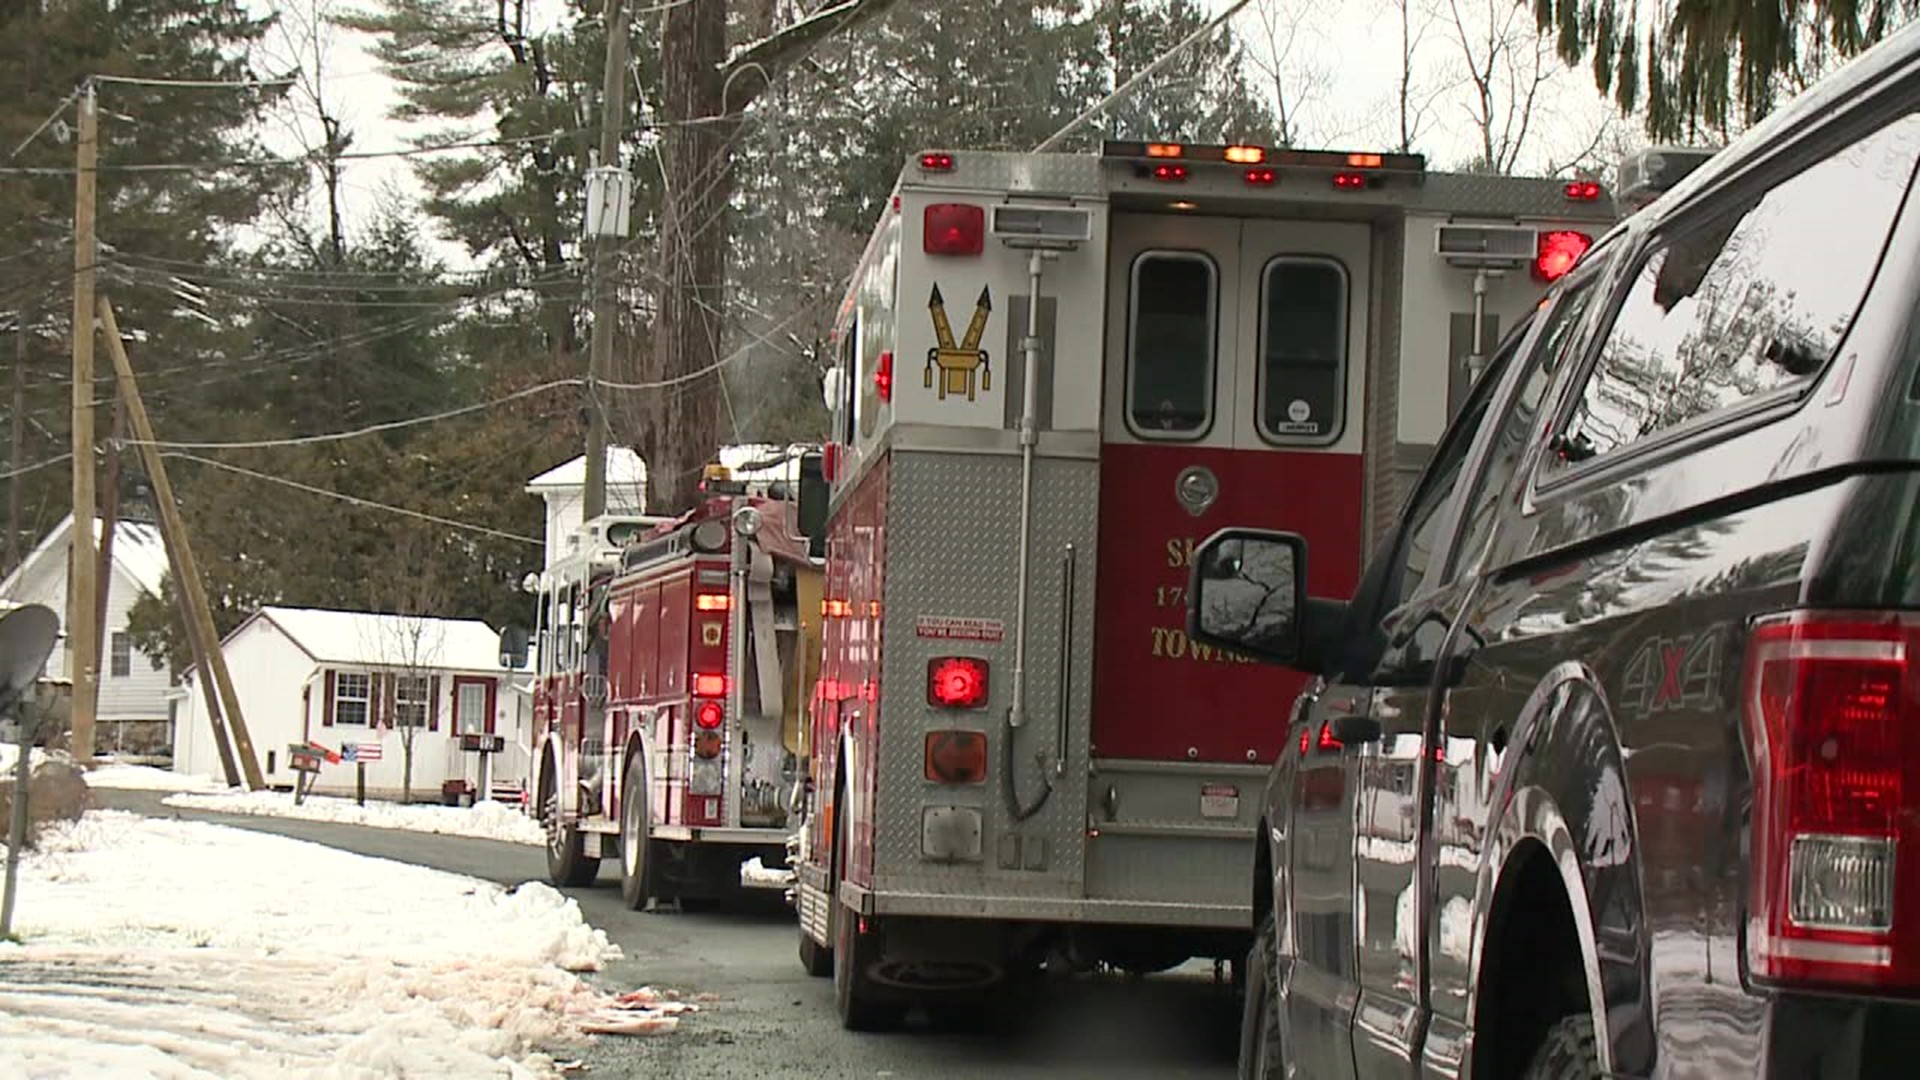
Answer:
[[82, 763, 222, 792], [740, 855, 795, 889], [163, 787, 547, 846], [0, 811, 682, 1078]]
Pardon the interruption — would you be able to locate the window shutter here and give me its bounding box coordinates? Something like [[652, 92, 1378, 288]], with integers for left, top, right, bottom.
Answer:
[[428, 674, 441, 732], [322, 669, 336, 727], [484, 678, 498, 736], [380, 673, 394, 729]]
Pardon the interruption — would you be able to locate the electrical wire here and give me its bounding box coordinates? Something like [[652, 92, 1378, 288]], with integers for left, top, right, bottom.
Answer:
[[165, 453, 542, 545], [122, 379, 583, 449]]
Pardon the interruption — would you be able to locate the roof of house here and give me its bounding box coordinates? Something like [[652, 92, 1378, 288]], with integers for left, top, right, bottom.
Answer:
[[0, 513, 171, 600], [525, 448, 648, 491], [246, 606, 504, 672]]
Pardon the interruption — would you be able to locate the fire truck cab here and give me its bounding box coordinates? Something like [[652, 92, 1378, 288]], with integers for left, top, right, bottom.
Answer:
[[793, 140, 1618, 1027], [532, 460, 826, 908]]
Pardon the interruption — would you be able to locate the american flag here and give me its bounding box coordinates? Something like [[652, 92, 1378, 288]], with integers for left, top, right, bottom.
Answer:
[[355, 742, 384, 762]]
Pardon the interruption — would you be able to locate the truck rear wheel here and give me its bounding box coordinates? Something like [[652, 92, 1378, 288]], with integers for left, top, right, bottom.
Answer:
[[618, 755, 652, 910], [1520, 1013, 1603, 1080], [540, 753, 600, 888], [1238, 913, 1283, 1080], [831, 798, 902, 1030]]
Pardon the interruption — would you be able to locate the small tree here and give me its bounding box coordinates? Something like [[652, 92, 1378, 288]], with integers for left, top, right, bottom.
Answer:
[[366, 526, 449, 804]]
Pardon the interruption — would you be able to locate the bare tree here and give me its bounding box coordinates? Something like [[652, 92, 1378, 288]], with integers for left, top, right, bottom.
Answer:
[[1386, 0, 1451, 153], [259, 0, 355, 261], [1244, 0, 1337, 148], [1441, 0, 1556, 174], [366, 527, 449, 804]]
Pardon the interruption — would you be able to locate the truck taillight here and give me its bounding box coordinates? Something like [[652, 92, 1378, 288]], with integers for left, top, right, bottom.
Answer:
[[875, 350, 893, 402], [1742, 611, 1920, 992], [693, 673, 728, 698], [1533, 230, 1592, 282], [928, 657, 988, 709], [1564, 179, 1603, 201], [924, 203, 984, 256], [1332, 172, 1367, 190], [924, 730, 988, 784], [919, 151, 954, 172], [1244, 167, 1277, 186], [695, 700, 724, 730], [1151, 163, 1188, 182], [695, 593, 731, 612]]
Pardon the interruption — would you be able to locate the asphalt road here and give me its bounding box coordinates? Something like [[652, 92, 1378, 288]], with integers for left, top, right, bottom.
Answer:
[[95, 789, 1240, 1079]]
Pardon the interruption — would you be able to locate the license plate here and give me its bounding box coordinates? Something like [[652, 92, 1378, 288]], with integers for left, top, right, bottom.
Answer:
[[1200, 783, 1239, 819]]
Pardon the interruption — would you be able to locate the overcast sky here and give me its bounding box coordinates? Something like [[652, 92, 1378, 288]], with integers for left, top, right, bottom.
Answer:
[[249, 0, 1628, 266]]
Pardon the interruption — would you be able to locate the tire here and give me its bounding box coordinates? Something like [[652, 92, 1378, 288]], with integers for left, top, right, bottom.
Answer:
[[831, 792, 903, 1031], [1521, 1013, 1604, 1080], [800, 928, 834, 977], [618, 755, 651, 911], [540, 753, 601, 888], [1238, 912, 1283, 1080]]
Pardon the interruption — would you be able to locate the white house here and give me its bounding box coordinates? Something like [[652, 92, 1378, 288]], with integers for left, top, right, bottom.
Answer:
[[525, 448, 650, 567], [0, 514, 172, 755], [172, 606, 523, 802]]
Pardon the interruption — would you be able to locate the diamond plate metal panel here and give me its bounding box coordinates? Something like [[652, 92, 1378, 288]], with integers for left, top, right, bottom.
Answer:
[[900, 151, 1106, 199], [1415, 173, 1619, 224], [874, 448, 1099, 904]]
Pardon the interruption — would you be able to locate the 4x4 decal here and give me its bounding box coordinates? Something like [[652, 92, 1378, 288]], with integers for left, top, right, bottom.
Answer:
[[1619, 625, 1726, 716]]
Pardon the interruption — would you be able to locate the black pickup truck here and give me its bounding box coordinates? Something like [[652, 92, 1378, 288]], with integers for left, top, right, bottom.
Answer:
[[1188, 23, 1920, 1080]]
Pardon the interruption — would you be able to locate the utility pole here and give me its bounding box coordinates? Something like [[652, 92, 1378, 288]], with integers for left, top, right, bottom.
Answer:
[[7, 306, 26, 575], [98, 298, 263, 790], [68, 80, 98, 760], [93, 401, 123, 746], [583, 0, 632, 521]]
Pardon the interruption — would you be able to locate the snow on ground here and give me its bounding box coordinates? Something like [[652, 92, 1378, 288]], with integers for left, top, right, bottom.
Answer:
[[0, 810, 688, 1078], [740, 855, 795, 889], [80, 763, 222, 793], [163, 788, 547, 846]]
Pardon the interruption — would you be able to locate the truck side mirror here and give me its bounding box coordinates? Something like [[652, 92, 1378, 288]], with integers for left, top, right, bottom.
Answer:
[[499, 624, 530, 669], [1187, 529, 1306, 666], [797, 452, 828, 560]]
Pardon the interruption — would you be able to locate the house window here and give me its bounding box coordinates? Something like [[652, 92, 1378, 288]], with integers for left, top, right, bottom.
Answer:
[[110, 632, 131, 678], [456, 681, 489, 735], [333, 672, 370, 726], [394, 674, 431, 728]]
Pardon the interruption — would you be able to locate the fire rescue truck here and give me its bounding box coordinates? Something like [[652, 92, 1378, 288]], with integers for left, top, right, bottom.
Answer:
[[790, 139, 1619, 1026], [532, 459, 826, 908]]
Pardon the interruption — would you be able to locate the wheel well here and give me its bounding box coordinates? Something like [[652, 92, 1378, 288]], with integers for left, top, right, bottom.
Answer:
[[1474, 839, 1591, 1080], [1252, 819, 1273, 923]]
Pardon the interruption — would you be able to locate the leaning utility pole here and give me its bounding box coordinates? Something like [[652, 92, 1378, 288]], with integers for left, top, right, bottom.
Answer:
[[7, 306, 27, 575], [98, 298, 263, 790], [68, 80, 99, 759], [582, 0, 632, 521]]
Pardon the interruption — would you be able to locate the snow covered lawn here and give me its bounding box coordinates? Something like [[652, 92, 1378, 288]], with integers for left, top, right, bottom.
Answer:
[[0, 811, 690, 1078], [163, 787, 547, 846], [81, 762, 222, 793]]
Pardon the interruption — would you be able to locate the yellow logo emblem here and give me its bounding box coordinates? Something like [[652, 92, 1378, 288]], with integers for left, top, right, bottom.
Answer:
[[926, 284, 992, 401]]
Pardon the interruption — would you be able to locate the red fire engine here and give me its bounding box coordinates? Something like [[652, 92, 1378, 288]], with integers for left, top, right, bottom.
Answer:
[[791, 140, 1617, 1026], [531, 460, 826, 907]]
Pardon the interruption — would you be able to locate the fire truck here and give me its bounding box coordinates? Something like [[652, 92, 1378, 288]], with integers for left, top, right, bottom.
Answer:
[[790, 139, 1618, 1026], [532, 459, 826, 908]]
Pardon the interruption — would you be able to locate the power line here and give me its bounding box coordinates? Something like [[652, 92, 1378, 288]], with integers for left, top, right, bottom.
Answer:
[[166, 453, 542, 545], [121, 379, 583, 449]]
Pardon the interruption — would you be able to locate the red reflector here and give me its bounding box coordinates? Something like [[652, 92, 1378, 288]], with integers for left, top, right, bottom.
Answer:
[[695, 593, 730, 612], [1564, 180, 1603, 200], [875, 350, 893, 402], [695, 700, 724, 730], [693, 673, 728, 698], [1742, 611, 1920, 992], [822, 442, 839, 483], [1533, 230, 1593, 282], [928, 657, 989, 709], [693, 730, 722, 759], [1318, 722, 1343, 751], [1299, 729, 1310, 756], [923, 203, 984, 256], [924, 730, 988, 784], [919, 151, 954, 172], [1332, 172, 1367, 190], [1244, 167, 1277, 186], [1151, 163, 1188, 182]]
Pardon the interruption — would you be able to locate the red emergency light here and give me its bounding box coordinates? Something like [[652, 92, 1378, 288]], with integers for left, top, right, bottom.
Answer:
[[695, 700, 724, 730], [1151, 163, 1188, 182], [1318, 721, 1343, 751], [1225, 145, 1266, 164], [693, 673, 728, 698], [928, 657, 989, 709], [1533, 230, 1593, 282], [1332, 172, 1368, 190], [1244, 167, 1277, 186], [1564, 179, 1603, 201], [875, 350, 893, 402], [924, 203, 984, 256], [919, 151, 955, 172]]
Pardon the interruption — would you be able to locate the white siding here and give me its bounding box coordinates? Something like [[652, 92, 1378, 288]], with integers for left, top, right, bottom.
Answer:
[[6, 542, 168, 722], [173, 617, 314, 784]]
